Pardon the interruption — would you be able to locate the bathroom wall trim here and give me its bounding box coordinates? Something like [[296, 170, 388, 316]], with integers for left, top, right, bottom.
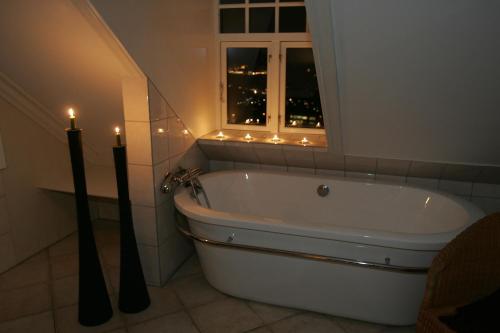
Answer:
[[305, 0, 343, 154], [70, 0, 144, 79], [0, 71, 100, 163]]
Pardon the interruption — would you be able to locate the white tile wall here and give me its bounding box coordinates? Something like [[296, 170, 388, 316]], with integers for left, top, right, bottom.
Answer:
[[438, 180, 473, 197], [128, 164, 155, 207], [254, 143, 286, 166], [131, 205, 158, 246], [124, 121, 153, 166], [151, 119, 169, 164], [283, 146, 315, 169], [122, 77, 150, 122]]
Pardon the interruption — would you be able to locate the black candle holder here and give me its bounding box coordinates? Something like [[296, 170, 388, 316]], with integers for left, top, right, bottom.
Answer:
[[113, 144, 150, 313], [66, 129, 113, 326]]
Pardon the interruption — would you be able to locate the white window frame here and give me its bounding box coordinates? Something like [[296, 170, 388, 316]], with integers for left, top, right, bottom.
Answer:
[[279, 41, 324, 134], [216, 0, 325, 135], [220, 41, 277, 132]]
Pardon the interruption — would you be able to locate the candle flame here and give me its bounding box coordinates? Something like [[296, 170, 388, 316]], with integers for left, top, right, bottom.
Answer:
[[215, 131, 225, 139], [244, 133, 252, 140], [114, 126, 120, 134], [68, 108, 75, 119], [271, 134, 281, 143], [301, 137, 309, 144]]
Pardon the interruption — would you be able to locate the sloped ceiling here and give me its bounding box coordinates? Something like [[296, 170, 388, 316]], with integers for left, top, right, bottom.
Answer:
[[0, 0, 129, 166]]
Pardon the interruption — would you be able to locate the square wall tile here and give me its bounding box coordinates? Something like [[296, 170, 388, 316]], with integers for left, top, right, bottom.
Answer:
[[441, 164, 481, 182], [288, 166, 315, 175], [439, 180, 473, 196], [151, 119, 169, 164], [234, 162, 260, 170], [407, 177, 439, 190], [345, 171, 375, 181], [128, 164, 155, 207], [122, 76, 149, 122], [198, 141, 233, 161], [260, 164, 287, 172], [132, 205, 158, 247], [472, 183, 500, 198], [376, 158, 410, 177], [153, 159, 170, 207], [156, 199, 176, 246], [138, 244, 161, 286], [313, 148, 344, 171], [476, 166, 500, 184], [169, 118, 186, 158], [315, 169, 344, 177], [407, 161, 444, 179], [159, 233, 193, 283], [283, 146, 315, 168], [254, 143, 286, 166], [209, 160, 234, 172], [375, 174, 406, 184], [125, 121, 152, 165], [345, 156, 376, 174], [226, 142, 259, 164], [148, 81, 168, 121]]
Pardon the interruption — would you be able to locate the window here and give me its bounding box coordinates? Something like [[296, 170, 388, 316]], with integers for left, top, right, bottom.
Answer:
[[217, 0, 324, 134]]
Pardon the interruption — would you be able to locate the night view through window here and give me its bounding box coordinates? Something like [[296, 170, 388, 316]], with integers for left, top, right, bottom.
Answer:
[[226, 47, 268, 126], [285, 48, 323, 129]]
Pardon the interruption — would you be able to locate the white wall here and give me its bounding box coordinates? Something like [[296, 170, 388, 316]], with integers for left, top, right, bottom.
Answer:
[[0, 0, 129, 166], [0, 97, 76, 273], [90, 0, 217, 138], [310, 0, 500, 166]]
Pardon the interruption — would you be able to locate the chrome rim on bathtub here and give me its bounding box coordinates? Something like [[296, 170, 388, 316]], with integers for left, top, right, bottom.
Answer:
[[174, 211, 429, 274]]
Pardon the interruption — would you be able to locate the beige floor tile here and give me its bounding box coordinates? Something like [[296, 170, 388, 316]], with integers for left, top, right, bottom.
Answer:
[[0, 283, 51, 322], [121, 286, 183, 326], [335, 316, 386, 333], [128, 311, 199, 333], [49, 234, 78, 257], [171, 255, 202, 280], [105, 265, 120, 293], [0, 311, 54, 333], [171, 274, 226, 308], [0, 252, 49, 290], [246, 327, 272, 333], [50, 254, 79, 279], [247, 301, 298, 324], [52, 273, 113, 309], [54, 302, 123, 333], [189, 298, 263, 333], [94, 223, 120, 248], [269, 313, 345, 333]]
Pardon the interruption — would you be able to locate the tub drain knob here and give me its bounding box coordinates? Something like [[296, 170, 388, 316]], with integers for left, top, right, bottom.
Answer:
[[226, 233, 235, 243], [385, 257, 391, 265], [317, 184, 330, 197]]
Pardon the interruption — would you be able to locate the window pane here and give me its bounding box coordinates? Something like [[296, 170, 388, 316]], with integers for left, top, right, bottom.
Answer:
[[220, 0, 244, 4], [227, 48, 268, 126], [285, 48, 323, 129], [249, 8, 275, 33], [279, 6, 306, 32], [220, 8, 245, 33]]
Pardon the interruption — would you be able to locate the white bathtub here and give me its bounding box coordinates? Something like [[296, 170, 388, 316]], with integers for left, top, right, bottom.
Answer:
[[174, 170, 484, 325]]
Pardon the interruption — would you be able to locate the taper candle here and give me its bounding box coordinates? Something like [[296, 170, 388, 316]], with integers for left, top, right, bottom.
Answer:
[[66, 124, 113, 326], [112, 138, 150, 313], [68, 108, 76, 130], [114, 126, 122, 146]]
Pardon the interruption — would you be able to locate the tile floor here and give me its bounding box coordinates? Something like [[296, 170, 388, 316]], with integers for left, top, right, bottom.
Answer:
[[0, 221, 416, 333]]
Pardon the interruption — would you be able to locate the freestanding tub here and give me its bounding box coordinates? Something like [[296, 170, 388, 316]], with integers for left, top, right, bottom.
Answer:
[[174, 170, 484, 325]]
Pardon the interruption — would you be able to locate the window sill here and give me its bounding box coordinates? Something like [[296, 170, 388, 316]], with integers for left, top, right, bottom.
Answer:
[[199, 129, 327, 149]]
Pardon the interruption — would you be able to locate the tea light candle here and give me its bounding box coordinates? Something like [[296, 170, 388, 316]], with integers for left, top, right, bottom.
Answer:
[[271, 134, 281, 144], [300, 137, 309, 145], [244, 133, 253, 142], [68, 108, 76, 130], [114, 126, 122, 146], [215, 131, 225, 140], [182, 129, 189, 135]]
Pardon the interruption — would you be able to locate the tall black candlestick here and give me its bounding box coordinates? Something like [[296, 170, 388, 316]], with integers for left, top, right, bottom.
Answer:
[[113, 144, 150, 313], [66, 129, 113, 326]]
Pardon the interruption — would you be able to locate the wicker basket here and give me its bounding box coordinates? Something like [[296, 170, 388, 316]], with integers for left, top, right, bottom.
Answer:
[[417, 212, 500, 332]]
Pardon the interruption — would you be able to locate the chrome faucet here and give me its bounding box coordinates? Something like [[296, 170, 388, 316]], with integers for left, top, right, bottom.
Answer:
[[160, 167, 211, 208], [160, 167, 203, 194]]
